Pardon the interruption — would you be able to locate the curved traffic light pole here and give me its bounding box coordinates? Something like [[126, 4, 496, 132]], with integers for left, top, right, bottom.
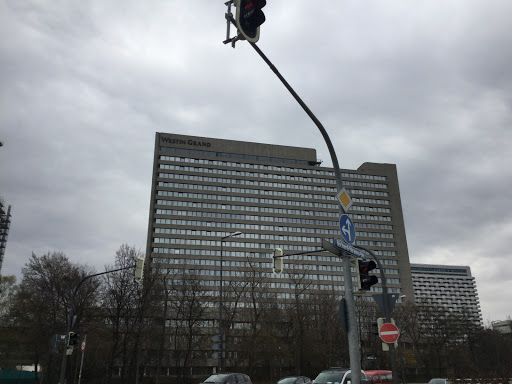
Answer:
[[59, 264, 137, 384], [243, 39, 362, 384]]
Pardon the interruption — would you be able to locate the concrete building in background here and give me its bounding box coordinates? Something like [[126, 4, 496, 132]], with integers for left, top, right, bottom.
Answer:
[[411, 263, 483, 325], [0, 198, 12, 274], [491, 320, 512, 334], [145, 132, 415, 304]]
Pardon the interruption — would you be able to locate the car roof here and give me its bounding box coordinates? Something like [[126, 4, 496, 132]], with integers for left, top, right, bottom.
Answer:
[[364, 371, 392, 374], [205, 373, 248, 379]]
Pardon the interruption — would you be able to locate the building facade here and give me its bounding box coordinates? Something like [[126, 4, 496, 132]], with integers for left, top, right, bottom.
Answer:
[[145, 132, 415, 303], [410, 263, 483, 325], [491, 320, 512, 334], [0, 198, 12, 273]]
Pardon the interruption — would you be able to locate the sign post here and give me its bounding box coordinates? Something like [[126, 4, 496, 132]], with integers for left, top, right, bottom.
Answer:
[[78, 335, 86, 384]]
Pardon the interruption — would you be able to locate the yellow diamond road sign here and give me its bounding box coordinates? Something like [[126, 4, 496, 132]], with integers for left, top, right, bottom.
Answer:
[[336, 188, 353, 212]]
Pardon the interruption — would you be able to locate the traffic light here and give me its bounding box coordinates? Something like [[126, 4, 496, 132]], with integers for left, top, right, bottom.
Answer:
[[235, 0, 266, 43], [357, 259, 378, 291], [68, 332, 79, 347], [272, 248, 283, 275], [135, 257, 145, 281]]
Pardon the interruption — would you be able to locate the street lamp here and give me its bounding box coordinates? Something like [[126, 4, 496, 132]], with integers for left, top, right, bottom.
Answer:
[[218, 231, 242, 373], [59, 264, 138, 384]]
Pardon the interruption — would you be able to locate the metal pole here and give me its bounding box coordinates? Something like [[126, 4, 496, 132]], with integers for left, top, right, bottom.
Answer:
[[77, 335, 86, 384], [354, 245, 399, 384], [219, 239, 224, 373], [247, 40, 361, 384], [59, 309, 72, 384]]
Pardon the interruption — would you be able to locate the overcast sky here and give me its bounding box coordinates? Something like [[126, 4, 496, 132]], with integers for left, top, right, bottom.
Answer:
[[1, 1, 511, 324]]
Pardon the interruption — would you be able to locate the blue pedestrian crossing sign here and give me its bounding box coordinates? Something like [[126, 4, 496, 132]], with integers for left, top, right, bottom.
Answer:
[[339, 214, 356, 244]]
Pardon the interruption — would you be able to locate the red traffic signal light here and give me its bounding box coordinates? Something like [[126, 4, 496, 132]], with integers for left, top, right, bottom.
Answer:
[[235, 0, 266, 43], [357, 259, 378, 291]]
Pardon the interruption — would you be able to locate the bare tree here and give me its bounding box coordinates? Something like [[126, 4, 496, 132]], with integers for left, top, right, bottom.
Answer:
[[8, 252, 97, 384], [167, 266, 210, 384], [286, 262, 313, 375], [0, 275, 17, 323], [100, 244, 146, 384]]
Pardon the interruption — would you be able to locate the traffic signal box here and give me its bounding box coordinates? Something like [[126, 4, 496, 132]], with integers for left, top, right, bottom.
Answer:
[[68, 332, 79, 347], [273, 248, 283, 275], [235, 0, 266, 42], [356, 259, 378, 291], [135, 257, 145, 281]]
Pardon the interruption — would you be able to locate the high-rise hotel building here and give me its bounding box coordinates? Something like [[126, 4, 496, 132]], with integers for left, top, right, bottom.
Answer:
[[411, 263, 483, 325], [145, 132, 415, 306]]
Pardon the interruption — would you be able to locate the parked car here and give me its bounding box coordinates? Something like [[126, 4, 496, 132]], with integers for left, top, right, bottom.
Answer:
[[199, 373, 252, 384], [278, 376, 313, 384], [313, 367, 369, 384], [364, 370, 392, 384], [427, 379, 451, 384]]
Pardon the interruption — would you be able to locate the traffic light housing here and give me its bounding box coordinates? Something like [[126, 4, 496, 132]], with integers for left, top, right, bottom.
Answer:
[[235, 0, 266, 43], [272, 248, 283, 275], [68, 332, 79, 347], [135, 257, 145, 281], [357, 259, 378, 291]]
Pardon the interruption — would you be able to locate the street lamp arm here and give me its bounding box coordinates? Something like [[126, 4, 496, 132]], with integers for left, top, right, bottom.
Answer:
[[72, 264, 136, 312], [60, 263, 137, 384]]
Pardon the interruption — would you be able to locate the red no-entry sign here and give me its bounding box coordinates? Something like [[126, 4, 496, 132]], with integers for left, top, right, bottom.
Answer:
[[379, 322, 400, 343]]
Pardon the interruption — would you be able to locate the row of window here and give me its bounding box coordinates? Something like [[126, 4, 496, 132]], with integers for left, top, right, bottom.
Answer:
[[152, 256, 399, 271], [159, 155, 388, 181], [158, 173, 387, 191], [159, 164, 390, 189], [160, 146, 313, 167], [155, 200, 390, 217], [160, 163, 339, 185], [153, 257, 343, 271], [153, 237, 396, 249], [152, 247, 398, 258], [154, 227, 394, 240], [154, 209, 393, 224], [157, 181, 389, 198], [154, 218, 393, 232], [156, 190, 389, 208], [153, 257, 400, 275], [158, 267, 400, 286], [153, 267, 402, 296]]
